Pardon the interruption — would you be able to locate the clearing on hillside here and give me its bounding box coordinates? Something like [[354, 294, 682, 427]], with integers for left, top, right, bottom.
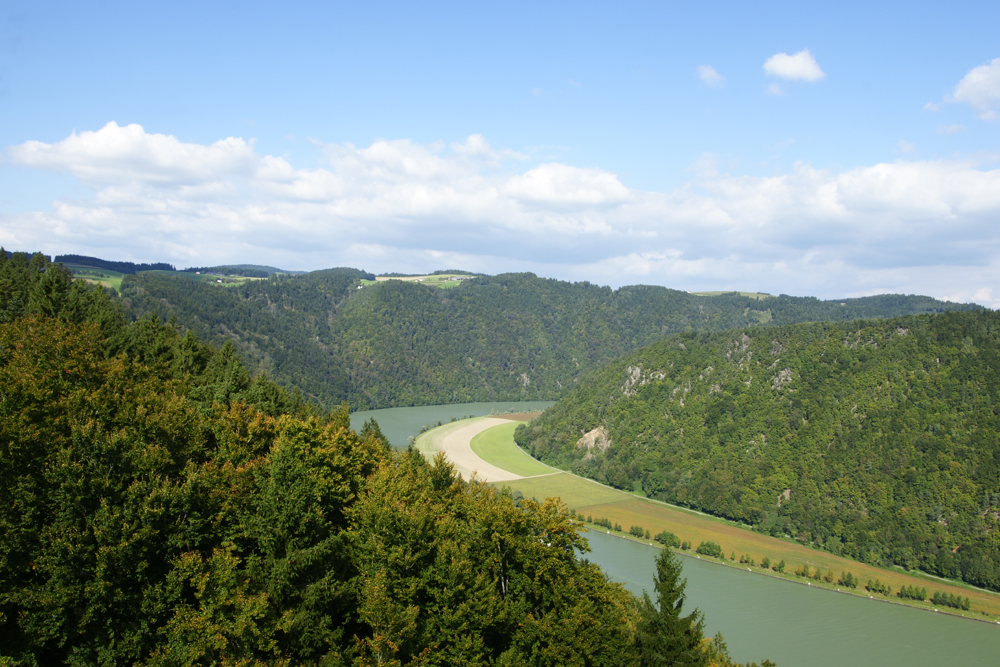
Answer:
[[368, 273, 473, 290]]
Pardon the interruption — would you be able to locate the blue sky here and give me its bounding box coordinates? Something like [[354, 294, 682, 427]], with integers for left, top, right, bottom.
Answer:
[[1, 1, 999, 304]]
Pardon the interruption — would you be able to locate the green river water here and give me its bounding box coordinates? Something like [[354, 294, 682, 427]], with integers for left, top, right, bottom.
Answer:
[[352, 402, 1000, 665]]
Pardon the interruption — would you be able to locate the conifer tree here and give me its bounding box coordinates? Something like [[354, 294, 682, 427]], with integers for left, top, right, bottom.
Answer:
[[637, 548, 707, 667]]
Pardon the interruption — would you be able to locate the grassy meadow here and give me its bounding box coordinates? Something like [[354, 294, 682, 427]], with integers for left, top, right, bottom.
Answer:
[[65, 264, 126, 292], [458, 420, 1000, 622], [470, 421, 556, 477]]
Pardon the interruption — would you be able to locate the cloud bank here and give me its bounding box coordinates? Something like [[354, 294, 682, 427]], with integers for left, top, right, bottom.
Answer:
[[4, 122, 1000, 307]]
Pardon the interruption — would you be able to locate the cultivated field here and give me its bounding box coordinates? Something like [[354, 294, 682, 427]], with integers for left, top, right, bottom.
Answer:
[[429, 419, 1000, 622], [692, 290, 772, 300], [65, 264, 126, 292], [367, 273, 472, 290]]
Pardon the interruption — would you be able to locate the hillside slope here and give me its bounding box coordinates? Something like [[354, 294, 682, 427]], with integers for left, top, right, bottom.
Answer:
[[516, 310, 1000, 591], [120, 269, 978, 409]]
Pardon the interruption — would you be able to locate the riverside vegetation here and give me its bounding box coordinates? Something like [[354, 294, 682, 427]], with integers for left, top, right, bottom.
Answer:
[[515, 312, 1000, 595], [0, 251, 774, 665]]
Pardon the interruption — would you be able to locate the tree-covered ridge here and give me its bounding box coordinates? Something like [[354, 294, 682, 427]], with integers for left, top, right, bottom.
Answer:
[[516, 311, 1000, 592], [0, 253, 771, 666], [120, 269, 979, 410], [54, 253, 175, 274]]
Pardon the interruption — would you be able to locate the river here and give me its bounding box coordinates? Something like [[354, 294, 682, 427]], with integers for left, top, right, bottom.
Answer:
[[352, 402, 1000, 665], [585, 530, 1000, 666], [350, 400, 556, 448]]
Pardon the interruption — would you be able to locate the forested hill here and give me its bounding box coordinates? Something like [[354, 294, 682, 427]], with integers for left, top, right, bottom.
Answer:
[[120, 269, 978, 410], [515, 310, 1000, 592], [1, 250, 770, 666]]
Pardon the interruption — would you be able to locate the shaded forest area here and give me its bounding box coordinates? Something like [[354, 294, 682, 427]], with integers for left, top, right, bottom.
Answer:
[[118, 268, 977, 410], [0, 251, 772, 666], [516, 312, 1000, 592]]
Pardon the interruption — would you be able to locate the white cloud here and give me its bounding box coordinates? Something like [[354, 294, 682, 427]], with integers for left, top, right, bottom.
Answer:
[[763, 49, 826, 82], [923, 102, 941, 112], [5, 123, 1000, 306], [766, 83, 785, 96], [949, 57, 1000, 121], [5, 122, 257, 188], [896, 140, 916, 154], [697, 65, 725, 88], [936, 124, 965, 135]]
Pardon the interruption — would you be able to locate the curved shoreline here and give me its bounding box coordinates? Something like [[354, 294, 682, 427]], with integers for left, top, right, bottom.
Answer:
[[420, 417, 524, 482], [423, 417, 1000, 625]]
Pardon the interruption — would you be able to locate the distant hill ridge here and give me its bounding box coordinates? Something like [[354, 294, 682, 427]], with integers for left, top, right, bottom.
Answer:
[[118, 268, 980, 410], [181, 264, 309, 277], [55, 254, 175, 274]]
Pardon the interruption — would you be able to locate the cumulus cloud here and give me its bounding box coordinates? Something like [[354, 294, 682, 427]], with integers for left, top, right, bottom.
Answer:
[[6, 122, 258, 188], [949, 57, 1000, 120], [763, 49, 826, 82], [4, 123, 1000, 306], [697, 65, 725, 88]]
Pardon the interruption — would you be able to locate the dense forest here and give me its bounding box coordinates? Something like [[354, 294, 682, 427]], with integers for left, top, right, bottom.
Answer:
[[118, 268, 977, 410], [515, 312, 1000, 592], [0, 251, 772, 666]]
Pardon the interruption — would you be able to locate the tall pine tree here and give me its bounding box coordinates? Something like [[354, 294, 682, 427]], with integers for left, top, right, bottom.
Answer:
[[637, 548, 706, 667]]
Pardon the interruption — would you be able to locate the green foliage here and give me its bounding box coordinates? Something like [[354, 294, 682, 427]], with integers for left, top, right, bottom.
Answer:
[[695, 541, 724, 558], [519, 311, 1000, 592], [772, 560, 786, 573], [118, 268, 976, 411], [838, 572, 859, 589], [636, 548, 706, 667], [865, 579, 891, 595], [931, 591, 971, 610], [0, 315, 650, 665], [897, 585, 927, 601], [630, 525, 647, 538], [0, 259, 771, 666]]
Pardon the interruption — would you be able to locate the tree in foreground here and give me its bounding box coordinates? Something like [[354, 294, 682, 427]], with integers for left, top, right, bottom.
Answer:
[[637, 548, 707, 666]]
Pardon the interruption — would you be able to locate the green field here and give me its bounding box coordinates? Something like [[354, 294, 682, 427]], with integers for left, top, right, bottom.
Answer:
[[67, 265, 267, 293], [365, 273, 473, 290], [458, 420, 1000, 621], [470, 422, 557, 477], [65, 264, 126, 292], [692, 290, 772, 300]]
